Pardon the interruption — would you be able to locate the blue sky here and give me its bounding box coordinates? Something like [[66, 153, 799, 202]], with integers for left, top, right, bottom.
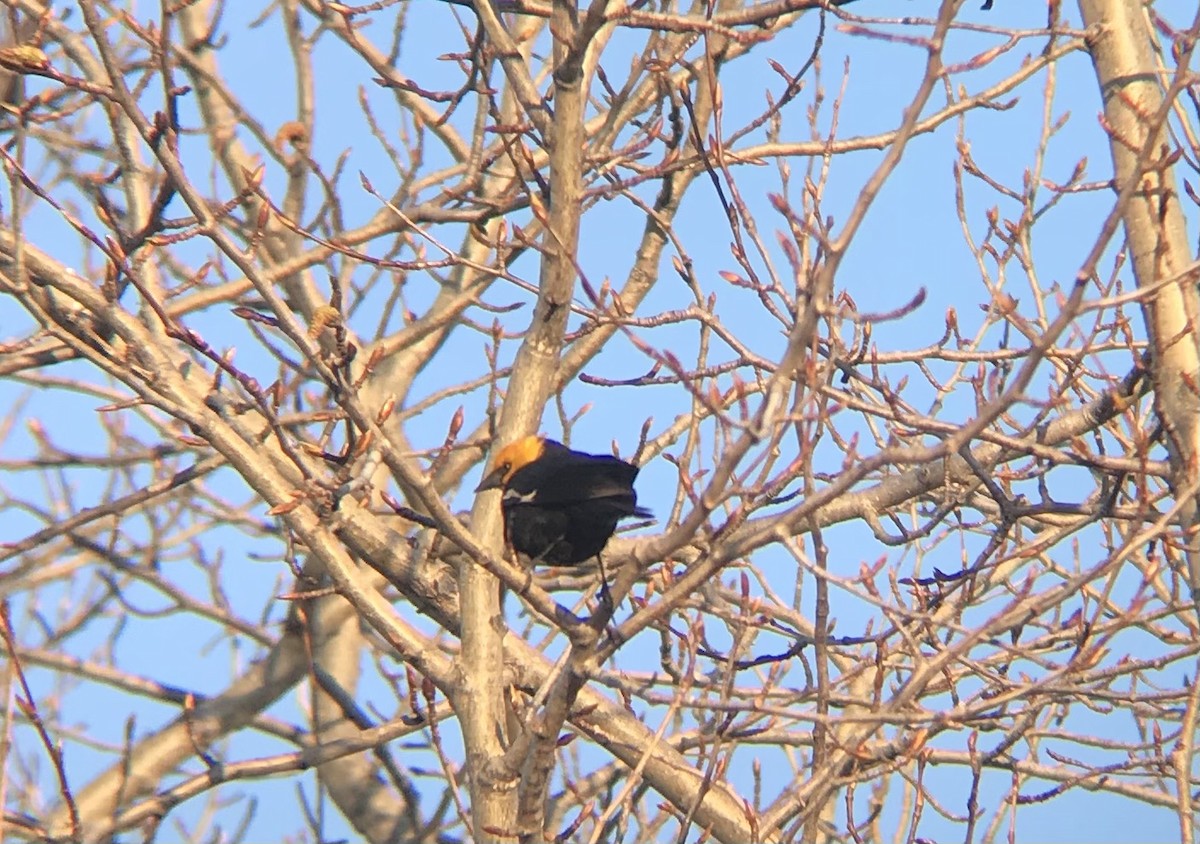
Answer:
[[3, 1, 1199, 841]]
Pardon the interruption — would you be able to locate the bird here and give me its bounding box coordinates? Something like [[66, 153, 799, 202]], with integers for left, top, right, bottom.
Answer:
[[474, 435, 652, 568]]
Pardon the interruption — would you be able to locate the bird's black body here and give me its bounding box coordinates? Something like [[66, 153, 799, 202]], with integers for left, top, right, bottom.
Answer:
[[476, 437, 652, 566]]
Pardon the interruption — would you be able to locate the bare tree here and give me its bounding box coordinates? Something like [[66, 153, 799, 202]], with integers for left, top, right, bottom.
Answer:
[[1, 0, 1198, 842]]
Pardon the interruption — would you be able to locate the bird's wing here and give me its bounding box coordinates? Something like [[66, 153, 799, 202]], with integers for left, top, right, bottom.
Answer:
[[509, 454, 639, 508]]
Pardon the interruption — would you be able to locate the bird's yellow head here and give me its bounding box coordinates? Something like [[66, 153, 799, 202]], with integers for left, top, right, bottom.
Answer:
[[475, 435, 546, 492]]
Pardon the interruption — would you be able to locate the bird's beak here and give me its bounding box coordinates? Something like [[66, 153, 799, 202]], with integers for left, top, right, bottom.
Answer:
[[475, 468, 505, 493]]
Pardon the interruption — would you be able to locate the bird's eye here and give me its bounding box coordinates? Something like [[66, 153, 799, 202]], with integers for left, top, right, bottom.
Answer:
[[500, 462, 511, 474]]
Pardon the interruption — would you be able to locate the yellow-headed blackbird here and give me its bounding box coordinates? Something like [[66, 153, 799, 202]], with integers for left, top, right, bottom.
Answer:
[[475, 435, 652, 566]]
